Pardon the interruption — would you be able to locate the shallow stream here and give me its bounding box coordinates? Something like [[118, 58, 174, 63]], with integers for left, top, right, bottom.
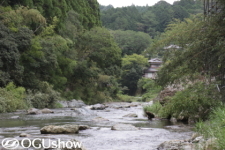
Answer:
[[0, 102, 193, 150]]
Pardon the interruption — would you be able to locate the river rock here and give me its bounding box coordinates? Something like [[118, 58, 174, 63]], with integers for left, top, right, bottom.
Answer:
[[191, 133, 201, 141], [40, 124, 79, 134], [157, 140, 195, 150], [79, 125, 90, 130], [90, 104, 106, 110], [92, 117, 109, 122], [111, 124, 139, 131], [123, 113, 138, 118], [19, 133, 31, 137], [192, 136, 204, 143], [41, 108, 54, 113], [27, 108, 42, 115], [73, 107, 96, 116]]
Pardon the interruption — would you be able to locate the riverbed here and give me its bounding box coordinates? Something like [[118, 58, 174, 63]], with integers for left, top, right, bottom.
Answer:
[[0, 102, 193, 150]]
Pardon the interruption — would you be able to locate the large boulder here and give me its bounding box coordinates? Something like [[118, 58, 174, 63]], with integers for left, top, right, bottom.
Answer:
[[27, 108, 54, 115], [40, 124, 79, 134], [78, 125, 90, 130], [40, 108, 54, 113], [27, 108, 42, 115], [111, 124, 139, 131], [90, 104, 107, 110]]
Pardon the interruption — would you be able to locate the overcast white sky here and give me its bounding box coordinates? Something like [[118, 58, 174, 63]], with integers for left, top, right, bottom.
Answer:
[[97, 0, 178, 7]]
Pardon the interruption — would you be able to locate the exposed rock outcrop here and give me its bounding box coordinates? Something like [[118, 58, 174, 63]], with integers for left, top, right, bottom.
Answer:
[[41, 108, 54, 113], [27, 108, 42, 115], [78, 125, 90, 130], [90, 104, 107, 110], [40, 124, 79, 134], [157, 134, 218, 150], [27, 108, 54, 115], [156, 89, 177, 105]]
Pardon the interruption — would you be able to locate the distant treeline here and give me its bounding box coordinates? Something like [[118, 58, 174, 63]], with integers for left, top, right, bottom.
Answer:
[[100, 0, 202, 37]]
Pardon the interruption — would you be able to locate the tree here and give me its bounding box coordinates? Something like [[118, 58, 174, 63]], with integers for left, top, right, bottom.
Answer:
[[111, 30, 152, 55], [0, 22, 33, 86], [121, 54, 148, 95]]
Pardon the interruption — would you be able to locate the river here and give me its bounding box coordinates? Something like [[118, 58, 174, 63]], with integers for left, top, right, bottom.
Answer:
[[0, 102, 193, 150]]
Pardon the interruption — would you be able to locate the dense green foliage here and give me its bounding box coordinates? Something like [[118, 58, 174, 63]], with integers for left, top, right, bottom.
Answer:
[[144, 82, 222, 121], [0, 0, 101, 30], [25, 82, 61, 108], [149, 14, 225, 91], [0, 82, 28, 113], [143, 101, 163, 117], [121, 54, 148, 95], [100, 0, 202, 36], [138, 78, 161, 101], [0, 0, 124, 111], [110, 30, 152, 55], [142, 0, 225, 147], [196, 107, 225, 149], [162, 82, 221, 120], [0, 0, 213, 114]]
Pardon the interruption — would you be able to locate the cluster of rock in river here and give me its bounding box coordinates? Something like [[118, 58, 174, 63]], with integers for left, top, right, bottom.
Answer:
[[1, 99, 216, 150]]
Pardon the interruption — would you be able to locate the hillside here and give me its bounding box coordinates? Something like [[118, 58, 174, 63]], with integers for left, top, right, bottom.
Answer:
[[100, 0, 202, 37]]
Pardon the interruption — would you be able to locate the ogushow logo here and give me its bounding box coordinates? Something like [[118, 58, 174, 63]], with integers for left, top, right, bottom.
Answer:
[[1, 138, 19, 149], [1, 138, 82, 149]]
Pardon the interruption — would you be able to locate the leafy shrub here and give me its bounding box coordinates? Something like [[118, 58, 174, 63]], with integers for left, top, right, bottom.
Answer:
[[116, 94, 140, 102], [161, 82, 221, 121], [196, 107, 225, 149], [143, 102, 163, 117], [0, 82, 29, 113], [26, 82, 62, 108], [54, 102, 63, 108], [138, 78, 161, 101]]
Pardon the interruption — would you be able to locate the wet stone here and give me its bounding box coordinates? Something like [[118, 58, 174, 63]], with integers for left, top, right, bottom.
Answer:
[[111, 124, 139, 131]]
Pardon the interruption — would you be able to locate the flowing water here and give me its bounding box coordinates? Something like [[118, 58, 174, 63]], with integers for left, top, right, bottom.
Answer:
[[0, 102, 193, 150]]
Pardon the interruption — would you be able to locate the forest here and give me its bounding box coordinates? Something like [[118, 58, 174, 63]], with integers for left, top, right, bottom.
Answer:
[[1, 0, 225, 148], [0, 0, 204, 111]]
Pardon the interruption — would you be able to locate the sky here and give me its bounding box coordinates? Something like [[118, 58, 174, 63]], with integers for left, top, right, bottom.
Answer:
[[97, 0, 178, 7], [98, 0, 177, 7]]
